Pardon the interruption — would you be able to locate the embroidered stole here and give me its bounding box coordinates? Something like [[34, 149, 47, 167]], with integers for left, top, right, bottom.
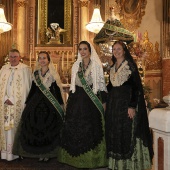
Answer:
[[78, 71, 104, 115], [34, 70, 64, 120]]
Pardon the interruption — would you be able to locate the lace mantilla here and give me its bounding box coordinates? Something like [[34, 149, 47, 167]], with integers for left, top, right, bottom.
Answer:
[[70, 42, 107, 94], [34, 70, 55, 89], [33, 55, 65, 105], [110, 60, 132, 87]]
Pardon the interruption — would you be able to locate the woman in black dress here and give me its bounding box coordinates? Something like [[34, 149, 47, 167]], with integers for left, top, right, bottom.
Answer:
[[13, 51, 64, 161], [58, 41, 108, 169], [105, 41, 153, 170]]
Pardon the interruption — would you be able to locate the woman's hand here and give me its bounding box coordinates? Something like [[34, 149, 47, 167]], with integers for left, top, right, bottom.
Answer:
[[103, 103, 106, 112], [128, 108, 135, 119]]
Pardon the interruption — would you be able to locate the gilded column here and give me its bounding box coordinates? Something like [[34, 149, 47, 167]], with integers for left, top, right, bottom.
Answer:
[[162, 0, 170, 96], [79, 0, 89, 41], [16, 0, 27, 57]]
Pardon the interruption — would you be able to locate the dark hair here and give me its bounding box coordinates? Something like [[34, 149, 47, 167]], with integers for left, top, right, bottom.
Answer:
[[112, 41, 135, 65], [38, 51, 50, 62], [9, 49, 20, 56], [78, 41, 91, 53]]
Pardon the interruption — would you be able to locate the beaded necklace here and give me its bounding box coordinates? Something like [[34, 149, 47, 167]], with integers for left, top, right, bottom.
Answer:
[[80, 60, 91, 73]]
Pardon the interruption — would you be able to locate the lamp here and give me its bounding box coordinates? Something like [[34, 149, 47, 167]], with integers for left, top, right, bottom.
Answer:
[[0, 4, 12, 34], [86, 4, 104, 34]]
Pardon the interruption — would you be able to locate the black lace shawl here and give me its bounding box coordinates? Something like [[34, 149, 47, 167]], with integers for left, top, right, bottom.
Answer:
[[106, 59, 154, 161]]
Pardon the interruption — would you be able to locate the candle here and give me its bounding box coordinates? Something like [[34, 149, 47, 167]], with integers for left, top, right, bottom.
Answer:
[[61, 53, 64, 71], [72, 52, 74, 62], [36, 52, 38, 60], [29, 52, 32, 67], [67, 52, 69, 70]]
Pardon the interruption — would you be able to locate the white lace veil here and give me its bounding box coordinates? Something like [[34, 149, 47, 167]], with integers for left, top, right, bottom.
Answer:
[[34, 52, 65, 105], [69, 41, 107, 94]]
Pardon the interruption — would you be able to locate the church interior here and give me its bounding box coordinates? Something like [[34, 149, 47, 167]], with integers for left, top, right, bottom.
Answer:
[[0, 0, 169, 169]]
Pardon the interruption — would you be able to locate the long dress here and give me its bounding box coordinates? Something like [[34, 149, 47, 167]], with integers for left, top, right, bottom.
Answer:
[[105, 60, 153, 170], [57, 70, 107, 169], [13, 70, 64, 158], [0, 63, 32, 161]]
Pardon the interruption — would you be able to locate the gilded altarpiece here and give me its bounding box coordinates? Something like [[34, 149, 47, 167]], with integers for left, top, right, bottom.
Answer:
[[132, 31, 162, 107], [26, 0, 80, 84], [37, 0, 72, 45]]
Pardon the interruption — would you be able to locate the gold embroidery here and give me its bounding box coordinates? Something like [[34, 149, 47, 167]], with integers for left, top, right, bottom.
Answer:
[[0, 70, 25, 150], [0, 75, 7, 150]]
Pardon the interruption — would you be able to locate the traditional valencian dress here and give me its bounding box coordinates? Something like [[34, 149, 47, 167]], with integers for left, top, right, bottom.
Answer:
[[0, 63, 32, 161], [13, 61, 65, 158], [57, 43, 108, 169], [105, 59, 153, 170]]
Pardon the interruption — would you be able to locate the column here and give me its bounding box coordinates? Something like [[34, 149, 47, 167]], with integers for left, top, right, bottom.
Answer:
[[162, 0, 170, 96], [149, 108, 170, 170], [16, 0, 27, 57], [79, 0, 89, 41]]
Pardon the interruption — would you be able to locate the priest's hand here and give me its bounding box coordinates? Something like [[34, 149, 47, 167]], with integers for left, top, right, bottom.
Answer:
[[5, 99, 14, 105]]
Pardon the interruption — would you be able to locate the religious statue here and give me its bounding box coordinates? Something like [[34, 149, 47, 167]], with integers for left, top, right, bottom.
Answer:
[[46, 23, 66, 44]]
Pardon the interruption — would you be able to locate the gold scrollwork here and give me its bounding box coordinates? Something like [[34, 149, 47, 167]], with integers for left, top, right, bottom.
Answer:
[[17, 1, 27, 8], [79, 1, 88, 7], [64, 0, 72, 44], [116, 0, 147, 32], [37, 0, 47, 44]]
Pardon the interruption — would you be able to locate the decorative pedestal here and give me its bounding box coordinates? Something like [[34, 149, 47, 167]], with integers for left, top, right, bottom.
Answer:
[[149, 108, 170, 170]]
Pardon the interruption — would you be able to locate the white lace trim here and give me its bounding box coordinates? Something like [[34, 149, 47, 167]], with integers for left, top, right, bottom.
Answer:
[[110, 60, 132, 87], [33, 56, 65, 105], [38, 70, 55, 89], [75, 62, 93, 87], [70, 42, 107, 94]]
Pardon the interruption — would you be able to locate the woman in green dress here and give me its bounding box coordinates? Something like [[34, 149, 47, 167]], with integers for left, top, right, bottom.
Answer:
[[13, 51, 65, 161], [57, 41, 108, 169], [105, 41, 154, 170]]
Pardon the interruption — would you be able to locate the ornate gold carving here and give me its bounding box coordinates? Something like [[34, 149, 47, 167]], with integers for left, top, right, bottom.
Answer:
[[129, 31, 161, 71], [79, 0, 88, 7], [29, 7, 33, 44], [142, 31, 161, 70], [64, 0, 72, 44], [73, 0, 79, 47], [37, 0, 72, 45], [17, 1, 27, 8], [37, 0, 47, 44], [116, 0, 147, 32], [29, 7, 34, 59]]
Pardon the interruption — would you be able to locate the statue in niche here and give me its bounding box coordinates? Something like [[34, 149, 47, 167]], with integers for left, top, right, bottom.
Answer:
[[46, 23, 66, 44]]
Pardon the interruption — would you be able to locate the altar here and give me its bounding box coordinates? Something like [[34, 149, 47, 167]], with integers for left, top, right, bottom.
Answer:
[[149, 108, 170, 170]]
